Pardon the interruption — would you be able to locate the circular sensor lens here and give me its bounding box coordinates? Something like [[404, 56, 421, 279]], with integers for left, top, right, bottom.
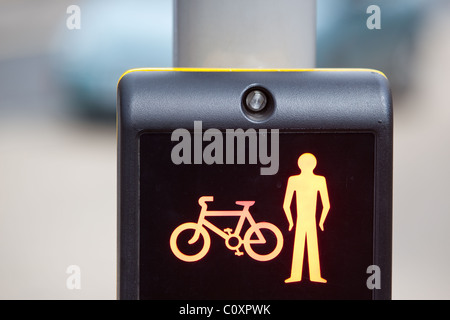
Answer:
[[241, 85, 275, 123], [245, 90, 267, 112]]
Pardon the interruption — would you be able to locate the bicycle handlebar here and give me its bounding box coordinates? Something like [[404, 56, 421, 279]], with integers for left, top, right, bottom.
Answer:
[[198, 196, 214, 207]]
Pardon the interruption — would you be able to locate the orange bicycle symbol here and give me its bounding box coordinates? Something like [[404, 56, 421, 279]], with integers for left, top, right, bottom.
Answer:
[[170, 196, 284, 262]]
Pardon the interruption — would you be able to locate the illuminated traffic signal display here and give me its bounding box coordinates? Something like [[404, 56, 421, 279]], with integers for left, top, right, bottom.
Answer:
[[118, 69, 392, 300], [139, 131, 375, 299]]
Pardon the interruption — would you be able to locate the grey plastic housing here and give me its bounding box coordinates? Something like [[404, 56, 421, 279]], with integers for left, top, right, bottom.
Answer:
[[117, 69, 393, 300]]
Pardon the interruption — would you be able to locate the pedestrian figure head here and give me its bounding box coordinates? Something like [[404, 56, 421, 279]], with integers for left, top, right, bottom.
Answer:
[[297, 153, 317, 173]]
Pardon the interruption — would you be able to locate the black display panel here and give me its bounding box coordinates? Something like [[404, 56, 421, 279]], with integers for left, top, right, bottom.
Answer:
[[139, 131, 375, 300]]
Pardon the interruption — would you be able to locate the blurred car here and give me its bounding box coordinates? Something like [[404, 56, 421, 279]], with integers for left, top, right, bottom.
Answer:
[[51, 0, 173, 119], [317, 0, 430, 91]]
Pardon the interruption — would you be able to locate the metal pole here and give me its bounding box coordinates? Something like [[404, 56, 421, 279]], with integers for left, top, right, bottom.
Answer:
[[174, 0, 316, 69]]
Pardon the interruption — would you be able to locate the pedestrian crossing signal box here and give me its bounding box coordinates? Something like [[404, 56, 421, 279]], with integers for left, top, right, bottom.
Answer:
[[117, 69, 392, 300]]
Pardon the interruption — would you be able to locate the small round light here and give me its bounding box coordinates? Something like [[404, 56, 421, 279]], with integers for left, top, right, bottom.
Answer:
[[245, 90, 267, 112]]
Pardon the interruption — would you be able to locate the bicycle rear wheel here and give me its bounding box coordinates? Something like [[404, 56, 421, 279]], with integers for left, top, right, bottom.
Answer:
[[243, 222, 283, 262], [170, 222, 211, 262]]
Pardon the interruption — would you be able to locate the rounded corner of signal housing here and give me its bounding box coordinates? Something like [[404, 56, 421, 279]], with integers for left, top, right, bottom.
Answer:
[[368, 69, 388, 80], [117, 69, 138, 88]]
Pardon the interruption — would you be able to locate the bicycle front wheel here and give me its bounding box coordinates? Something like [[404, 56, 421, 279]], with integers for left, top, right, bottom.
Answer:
[[243, 222, 284, 262], [170, 222, 211, 262]]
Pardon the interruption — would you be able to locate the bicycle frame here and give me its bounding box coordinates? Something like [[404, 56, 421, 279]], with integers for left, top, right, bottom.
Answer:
[[189, 196, 265, 245]]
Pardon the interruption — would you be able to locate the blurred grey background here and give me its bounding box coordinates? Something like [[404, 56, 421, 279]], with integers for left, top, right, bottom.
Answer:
[[0, 0, 449, 299]]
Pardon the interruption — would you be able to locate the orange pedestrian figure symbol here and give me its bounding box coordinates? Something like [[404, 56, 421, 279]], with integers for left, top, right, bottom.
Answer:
[[283, 153, 330, 284]]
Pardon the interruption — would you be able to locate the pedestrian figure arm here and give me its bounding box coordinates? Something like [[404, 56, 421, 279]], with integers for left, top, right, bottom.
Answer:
[[283, 178, 295, 231], [318, 177, 330, 231]]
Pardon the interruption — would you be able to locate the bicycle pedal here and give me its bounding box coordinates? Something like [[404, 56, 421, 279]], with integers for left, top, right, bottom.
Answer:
[[224, 228, 233, 234], [235, 251, 244, 256]]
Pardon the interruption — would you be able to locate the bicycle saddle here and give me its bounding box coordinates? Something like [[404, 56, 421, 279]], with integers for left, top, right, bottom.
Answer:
[[235, 201, 255, 207]]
